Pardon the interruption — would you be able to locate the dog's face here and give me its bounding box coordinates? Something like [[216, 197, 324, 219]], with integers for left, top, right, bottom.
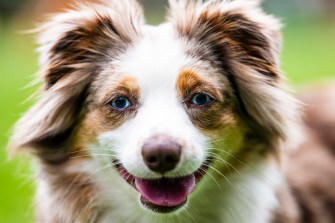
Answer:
[[11, 0, 300, 214], [79, 26, 237, 211]]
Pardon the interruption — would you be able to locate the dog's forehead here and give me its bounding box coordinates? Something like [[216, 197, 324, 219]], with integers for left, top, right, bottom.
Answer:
[[117, 23, 187, 94]]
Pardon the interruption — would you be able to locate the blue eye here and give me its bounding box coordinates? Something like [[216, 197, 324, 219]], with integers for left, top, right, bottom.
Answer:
[[191, 93, 213, 106], [110, 96, 130, 110]]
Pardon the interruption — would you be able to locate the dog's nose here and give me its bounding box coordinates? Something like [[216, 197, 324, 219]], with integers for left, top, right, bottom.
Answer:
[[142, 136, 181, 174]]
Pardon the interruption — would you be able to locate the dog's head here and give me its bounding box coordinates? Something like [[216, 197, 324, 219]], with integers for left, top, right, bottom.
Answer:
[[11, 0, 300, 214]]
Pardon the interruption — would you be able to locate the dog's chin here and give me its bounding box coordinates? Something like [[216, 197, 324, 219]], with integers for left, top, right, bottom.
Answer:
[[114, 161, 209, 214]]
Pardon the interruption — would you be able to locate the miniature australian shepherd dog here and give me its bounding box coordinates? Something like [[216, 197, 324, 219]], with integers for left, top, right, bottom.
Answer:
[[10, 0, 335, 222]]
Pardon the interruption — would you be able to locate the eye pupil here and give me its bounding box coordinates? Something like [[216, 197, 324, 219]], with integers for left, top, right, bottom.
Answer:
[[191, 93, 212, 106], [111, 97, 130, 110]]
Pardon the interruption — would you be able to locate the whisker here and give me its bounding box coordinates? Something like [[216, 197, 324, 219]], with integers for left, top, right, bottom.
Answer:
[[206, 152, 240, 174], [199, 167, 223, 191], [65, 162, 118, 198], [208, 148, 270, 179], [91, 163, 115, 175], [80, 162, 115, 185], [67, 148, 114, 154], [210, 138, 226, 143], [208, 147, 246, 165], [206, 152, 231, 171], [204, 164, 237, 191], [183, 206, 196, 223], [69, 154, 119, 159], [124, 172, 132, 182], [186, 202, 200, 213]]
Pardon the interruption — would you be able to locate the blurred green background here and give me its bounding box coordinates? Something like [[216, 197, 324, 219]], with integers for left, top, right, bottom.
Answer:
[[0, 0, 334, 222]]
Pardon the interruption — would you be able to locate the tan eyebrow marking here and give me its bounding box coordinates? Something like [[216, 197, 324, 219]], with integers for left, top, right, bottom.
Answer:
[[176, 69, 203, 98], [116, 76, 141, 98], [176, 69, 223, 101], [100, 75, 140, 105]]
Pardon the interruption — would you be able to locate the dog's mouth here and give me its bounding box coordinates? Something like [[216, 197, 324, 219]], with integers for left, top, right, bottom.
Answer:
[[115, 161, 210, 213]]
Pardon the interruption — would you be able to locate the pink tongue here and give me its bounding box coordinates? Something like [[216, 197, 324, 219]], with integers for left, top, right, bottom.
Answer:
[[135, 175, 195, 207]]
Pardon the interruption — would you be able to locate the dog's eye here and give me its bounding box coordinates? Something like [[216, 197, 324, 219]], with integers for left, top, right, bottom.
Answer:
[[191, 93, 213, 106], [109, 96, 131, 110]]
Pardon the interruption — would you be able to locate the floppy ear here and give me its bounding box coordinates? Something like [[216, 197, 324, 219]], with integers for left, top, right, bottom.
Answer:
[[10, 0, 144, 162], [168, 0, 301, 146]]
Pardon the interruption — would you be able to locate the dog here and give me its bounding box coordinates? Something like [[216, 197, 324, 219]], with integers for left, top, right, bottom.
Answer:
[[10, 0, 335, 222]]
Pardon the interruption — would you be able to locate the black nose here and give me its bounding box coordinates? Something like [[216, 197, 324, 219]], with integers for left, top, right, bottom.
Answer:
[[142, 135, 181, 174]]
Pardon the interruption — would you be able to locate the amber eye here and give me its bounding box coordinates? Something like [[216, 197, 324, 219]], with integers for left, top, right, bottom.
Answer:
[[109, 96, 131, 110], [190, 93, 213, 106]]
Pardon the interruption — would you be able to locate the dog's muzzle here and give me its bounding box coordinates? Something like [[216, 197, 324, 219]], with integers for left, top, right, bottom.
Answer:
[[115, 135, 209, 213]]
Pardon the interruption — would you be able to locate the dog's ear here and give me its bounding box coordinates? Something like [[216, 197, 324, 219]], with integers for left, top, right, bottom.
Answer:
[[168, 0, 301, 145], [10, 0, 144, 162]]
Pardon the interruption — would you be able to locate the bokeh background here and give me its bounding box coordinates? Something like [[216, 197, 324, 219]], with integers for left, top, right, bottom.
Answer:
[[0, 0, 334, 222]]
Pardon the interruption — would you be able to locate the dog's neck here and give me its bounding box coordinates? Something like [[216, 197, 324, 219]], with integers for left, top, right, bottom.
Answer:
[[97, 158, 282, 223]]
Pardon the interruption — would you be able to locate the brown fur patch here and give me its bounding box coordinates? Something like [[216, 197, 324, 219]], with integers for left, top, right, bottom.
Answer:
[[170, 2, 281, 80], [272, 138, 335, 223], [45, 14, 132, 90], [299, 85, 335, 152], [176, 69, 253, 176], [89, 75, 140, 130], [176, 69, 225, 101], [36, 160, 102, 223], [71, 75, 141, 155], [176, 69, 231, 130], [99, 76, 141, 106], [271, 85, 335, 223]]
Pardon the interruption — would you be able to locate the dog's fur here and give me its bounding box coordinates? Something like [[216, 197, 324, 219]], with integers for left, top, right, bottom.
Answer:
[[9, 0, 335, 222]]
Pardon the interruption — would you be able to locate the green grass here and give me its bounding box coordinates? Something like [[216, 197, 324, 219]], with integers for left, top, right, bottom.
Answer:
[[0, 19, 334, 223], [0, 24, 37, 223], [282, 19, 335, 84]]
